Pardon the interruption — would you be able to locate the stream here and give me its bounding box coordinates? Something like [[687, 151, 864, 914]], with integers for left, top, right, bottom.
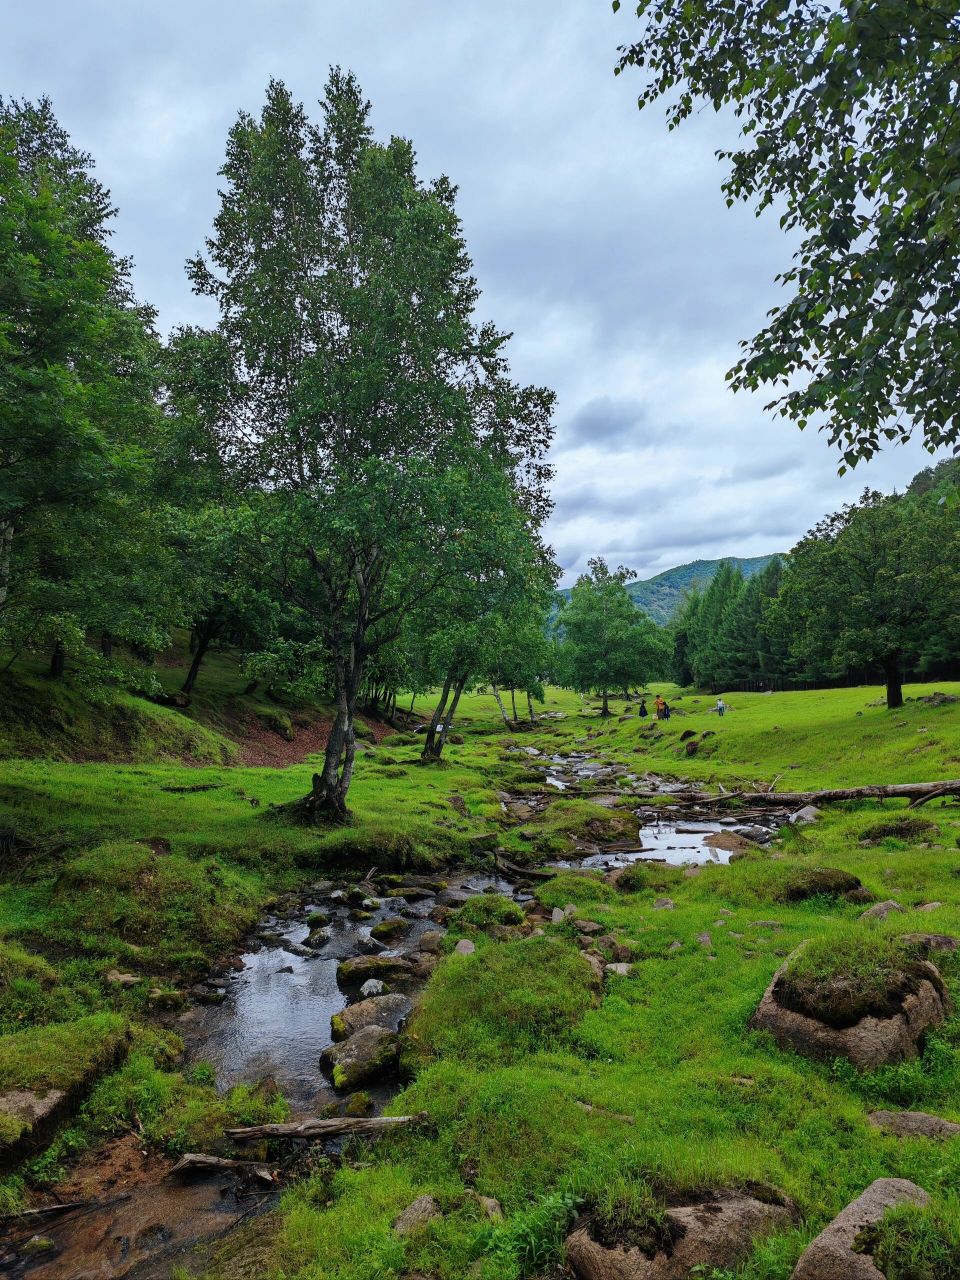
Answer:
[[0, 756, 786, 1278]]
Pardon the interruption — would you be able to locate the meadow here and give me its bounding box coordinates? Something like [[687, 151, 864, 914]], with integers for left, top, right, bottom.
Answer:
[[0, 669, 959, 1277]]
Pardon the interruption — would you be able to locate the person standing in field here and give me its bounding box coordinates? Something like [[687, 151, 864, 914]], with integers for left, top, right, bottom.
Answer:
[[638, 698, 649, 718], [716, 697, 727, 717], [654, 694, 666, 720]]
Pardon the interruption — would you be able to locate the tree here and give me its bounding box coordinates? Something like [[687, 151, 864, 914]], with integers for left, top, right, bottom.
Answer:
[[615, 1, 960, 467], [0, 97, 175, 678], [770, 490, 960, 709], [555, 558, 667, 713], [189, 73, 553, 818]]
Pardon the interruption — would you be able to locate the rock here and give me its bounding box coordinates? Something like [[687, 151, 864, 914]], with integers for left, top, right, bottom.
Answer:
[[344, 1090, 374, 1116], [453, 939, 476, 956], [276, 964, 295, 974], [750, 958, 949, 1069], [337, 954, 415, 987], [370, 917, 410, 942], [105, 969, 139, 988], [860, 900, 905, 921], [900, 931, 959, 956], [393, 1193, 441, 1235], [320, 1025, 398, 1090], [844, 886, 876, 905], [477, 1195, 503, 1220], [0, 1088, 66, 1151], [330, 993, 412, 1041], [790, 1178, 929, 1280], [605, 963, 633, 977], [405, 951, 440, 979], [696, 932, 712, 948], [566, 1187, 795, 1280], [551, 908, 566, 925], [575, 920, 605, 935], [418, 930, 444, 955], [916, 901, 944, 912], [190, 983, 226, 1005], [789, 805, 822, 825], [682, 865, 700, 878], [667, 941, 682, 952], [652, 898, 674, 911], [148, 987, 186, 1010], [869, 1108, 960, 1138], [436, 889, 473, 908], [583, 952, 605, 983]]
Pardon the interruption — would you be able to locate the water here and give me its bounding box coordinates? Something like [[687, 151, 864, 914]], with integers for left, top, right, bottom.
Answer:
[[580, 819, 732, 868]]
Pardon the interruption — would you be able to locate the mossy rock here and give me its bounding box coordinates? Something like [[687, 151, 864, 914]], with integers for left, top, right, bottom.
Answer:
[[861, 815, 937, 842], [613, 863, 684, 895], [370, 916, 411, 942], [773, 866, 862, 903], [454, 894, 525, 931]]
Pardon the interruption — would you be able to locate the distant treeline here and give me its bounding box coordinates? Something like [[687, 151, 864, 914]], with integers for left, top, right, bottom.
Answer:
[[670, 460, 960, 708]]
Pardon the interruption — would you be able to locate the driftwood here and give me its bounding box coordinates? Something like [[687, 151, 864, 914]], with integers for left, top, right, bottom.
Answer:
[[0, 1193, 131, 1226], [225, 1111, 427, 1142], [627, 780, 960, 807], [494, 854, 556, 881], [167, 1153, 274, 1182]]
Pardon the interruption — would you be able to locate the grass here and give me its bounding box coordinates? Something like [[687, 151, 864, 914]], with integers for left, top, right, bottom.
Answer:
[[0, 668, 959, 1273]]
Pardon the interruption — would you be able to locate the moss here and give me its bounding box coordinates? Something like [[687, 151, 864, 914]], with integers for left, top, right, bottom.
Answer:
[[772, 866, 862, 903], [614, 862, 684, 895], [861, 815, 937, 842], [0, 1013, 129, 1092], [774, 934, 941, 1028]]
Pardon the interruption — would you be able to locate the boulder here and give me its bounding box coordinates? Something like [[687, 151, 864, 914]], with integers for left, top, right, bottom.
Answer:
[[790, 1178, 929, 1280], [477, 1195, 503, 1220], [750, 959, 948, 1069], [566, 1188, 795, 1280], [916, 901, 944, 912], [393, 1193, 440, 1236], [320, 1025, 398, 1090], [337, 954, 415, 988], [453, 939, 476, 956], [576, 920, 605, 935], [900, 931, 959, 957], [789, 805, 822, 826], [605, 963, 633, 977], [776, 868, 862, 903], [417, 930, 444, 955], [652, 898, 674, 911], [437, 889, 473, 908], [859, 900, 905, 921], [370, 916, 410, 942], [330, 993, 412, 1042], [868, 1109, 960, 1139]]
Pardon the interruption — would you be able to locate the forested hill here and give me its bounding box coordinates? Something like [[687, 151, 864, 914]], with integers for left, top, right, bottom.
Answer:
[[561, 554, 782, 624]]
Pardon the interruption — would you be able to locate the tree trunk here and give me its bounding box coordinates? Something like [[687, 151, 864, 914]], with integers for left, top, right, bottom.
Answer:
[[49, 640, 65, 679], [510, 688, 518, 722], [100, 632, 113, 660], [428, 674, 468, 760], [0, 522, 13, 611], [601, 689, 610, 716], [421, 676, 453, 760], [883, 655, 904, 710], [409, 693, 416, 713], [181, 623, 213, 694], [291, 653, 363, 822], [491, 683, 512, 728], [527, 690, 536, 724], [627, 779, 960, 805]]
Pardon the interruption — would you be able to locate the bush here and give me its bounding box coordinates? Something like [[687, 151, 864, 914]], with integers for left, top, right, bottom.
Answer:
[[614, 862, 684, 895], [455, 894, 525, 930]]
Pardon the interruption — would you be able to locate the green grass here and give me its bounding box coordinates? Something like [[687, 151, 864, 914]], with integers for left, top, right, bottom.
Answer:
[[1, 672, 960, 1274]]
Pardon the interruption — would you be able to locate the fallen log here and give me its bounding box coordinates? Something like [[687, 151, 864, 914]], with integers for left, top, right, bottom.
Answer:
[[167, 1153, 274, 1182], [0, 1193, 131, 1226], [225, 1111, 427, 1142], [627, 780, 960, 807], [494, 855, 556, 881]]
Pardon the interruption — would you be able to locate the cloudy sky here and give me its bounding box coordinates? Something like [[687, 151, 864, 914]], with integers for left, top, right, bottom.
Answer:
[[4, 1, 948, 584]]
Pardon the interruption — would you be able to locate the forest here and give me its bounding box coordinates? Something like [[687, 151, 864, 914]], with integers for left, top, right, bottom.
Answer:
[[2, 2, 960, 1278]]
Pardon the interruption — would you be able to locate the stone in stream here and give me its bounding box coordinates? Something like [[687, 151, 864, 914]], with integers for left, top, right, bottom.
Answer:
[[437, 889, 473, 908], [565, 1187, 795, 1280], [417, 930, 443, 955], [337, 954, 415, 987], [790, 1178, 928, 1280], [868, 1109, 960, 1139], [320, 1025, 398, 1090], [370, 916, 410, 942], [331, 993, 412, 1042], [359, 978, 385, 998]]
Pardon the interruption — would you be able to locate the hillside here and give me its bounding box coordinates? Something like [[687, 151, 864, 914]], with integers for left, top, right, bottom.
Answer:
[[561, 554, 782, 623]]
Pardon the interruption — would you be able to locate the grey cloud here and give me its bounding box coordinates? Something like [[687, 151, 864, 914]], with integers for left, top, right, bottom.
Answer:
[[560, 395, 649, 447]]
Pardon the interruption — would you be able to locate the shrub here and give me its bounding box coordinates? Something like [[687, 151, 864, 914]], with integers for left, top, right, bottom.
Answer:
[[455, 894, 525, 930]]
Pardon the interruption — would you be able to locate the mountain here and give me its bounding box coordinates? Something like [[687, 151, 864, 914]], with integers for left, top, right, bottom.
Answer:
[[623, 555, 782, 623], [558, 554, 783, 625]]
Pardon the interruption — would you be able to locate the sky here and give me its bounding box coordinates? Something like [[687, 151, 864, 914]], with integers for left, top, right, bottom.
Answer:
[[3, 1, 949, 586]]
